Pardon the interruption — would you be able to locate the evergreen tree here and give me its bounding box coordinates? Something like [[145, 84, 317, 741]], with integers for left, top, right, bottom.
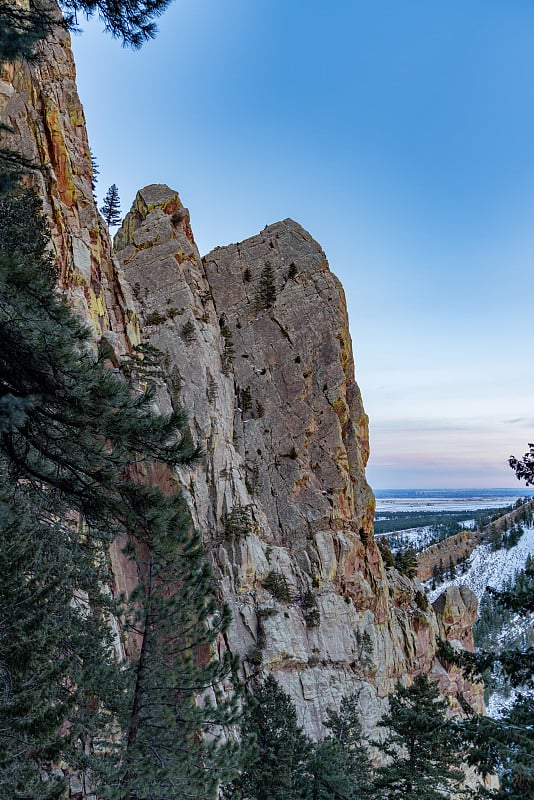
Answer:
[[257, 262, 277, 310], [110, 490, 241, 800], [451, 554, 534, 798], [0, 0, 174, 61], [446, 446, 534, 797], [101, 183, 122, 226], [233, 675, 312, 800], [0, 482, 124, 799], [308, 741, 357, 800], [0, 0, 61, 68], [0, 0, 174, 186], [372, 674, 467, 800], [91, 148, 99, 198], [394, 545, 418, 578], [0, 185, 199, 523], [309, 693, 372, 800]]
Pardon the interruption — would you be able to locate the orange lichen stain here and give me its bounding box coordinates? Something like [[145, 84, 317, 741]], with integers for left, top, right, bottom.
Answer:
[[305, 417, 317, 438], [333, 488, 353, 525], [336, 329, 352, 377], [332, 395, 349, 426], [300, 366, 314, 402], [335, 447, 350, 475], [44, 100, 76, 208], [355, 412, 370, 464]]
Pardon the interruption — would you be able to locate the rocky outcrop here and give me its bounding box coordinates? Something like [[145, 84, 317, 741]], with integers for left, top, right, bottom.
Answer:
[[417, 499, 534, 582], [1, 9, 485, 771], [417, 530, 480, 582], [113, 185, 486, 735], [433, 584, 478, 651]]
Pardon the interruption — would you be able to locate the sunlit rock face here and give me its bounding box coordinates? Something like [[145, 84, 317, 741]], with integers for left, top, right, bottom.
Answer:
[[0, 12, 139, 345], [1, 7, 484, 772]]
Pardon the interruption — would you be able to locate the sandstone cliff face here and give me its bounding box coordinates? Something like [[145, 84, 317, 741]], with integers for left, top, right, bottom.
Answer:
[[1, 12, 484, 764]]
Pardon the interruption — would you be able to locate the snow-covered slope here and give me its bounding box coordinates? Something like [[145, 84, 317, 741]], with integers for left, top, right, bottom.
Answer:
[[428, 524, 534, 603]]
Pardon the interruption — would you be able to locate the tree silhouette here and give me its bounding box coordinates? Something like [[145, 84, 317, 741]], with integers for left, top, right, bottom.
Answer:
[[101, 183, 122, 226]]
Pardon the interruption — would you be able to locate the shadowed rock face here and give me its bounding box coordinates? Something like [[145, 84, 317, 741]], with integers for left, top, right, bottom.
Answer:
[[2, 13, 484, 767], [203, 218, 375, 547]]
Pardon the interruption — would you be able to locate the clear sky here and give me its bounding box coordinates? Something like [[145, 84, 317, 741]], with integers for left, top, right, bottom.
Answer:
[[70, 0, 534, 491]]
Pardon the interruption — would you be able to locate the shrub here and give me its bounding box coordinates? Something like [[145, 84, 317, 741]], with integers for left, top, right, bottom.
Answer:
[[180, 319, 195, 343], [264, 571, 293, 603], [219, 316, 234, 374], [145, 309, 167, 326], [301, 589, 320, 627], [223, 504, 252, 541], [247, 647, 263, 666]]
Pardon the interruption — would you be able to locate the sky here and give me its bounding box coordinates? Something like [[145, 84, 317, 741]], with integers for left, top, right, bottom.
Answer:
[[70, 0, 534, 491]]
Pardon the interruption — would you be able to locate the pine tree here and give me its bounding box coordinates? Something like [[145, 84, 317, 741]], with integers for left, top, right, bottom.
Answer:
[[395, 545, 418, 578], [0, 1, 60, 66], [1, 0, 175, 186], [111, 490, 241, 800], [257, 262, 277, 310], [232, 676, 312, 800], [0, 0, 174, 61], [372, 674, 467, 800], [101, 183, 122, 226], [0, 482, 124, 799], [308, 693, 372, 800], [447, 446, 534, 797], [452, 554, 534, 798], [90, 148, 99, 197]]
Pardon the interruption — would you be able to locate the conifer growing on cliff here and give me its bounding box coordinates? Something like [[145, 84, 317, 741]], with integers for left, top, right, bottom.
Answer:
[[0, 180, 241, 798], [101, 183, 122, 227]]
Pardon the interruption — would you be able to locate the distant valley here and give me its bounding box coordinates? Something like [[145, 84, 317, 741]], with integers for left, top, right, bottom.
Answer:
[[375, 489, 534, 714]]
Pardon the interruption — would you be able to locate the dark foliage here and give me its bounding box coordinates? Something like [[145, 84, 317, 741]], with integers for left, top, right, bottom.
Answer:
[[372, 675, 468, 800], [100, 183, 122, 226], [231, 676, 312, 800], [312, 693, 372, 799]]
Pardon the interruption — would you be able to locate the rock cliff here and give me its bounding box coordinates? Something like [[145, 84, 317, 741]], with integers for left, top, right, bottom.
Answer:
[[113, 184, 484, 732], [1, 8, 483, 764]]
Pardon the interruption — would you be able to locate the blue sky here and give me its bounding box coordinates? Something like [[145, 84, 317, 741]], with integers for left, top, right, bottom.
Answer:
[[71, 0, 534, 490]]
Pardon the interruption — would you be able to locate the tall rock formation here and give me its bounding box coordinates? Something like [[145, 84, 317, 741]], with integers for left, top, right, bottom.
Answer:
[[113, 185, 485, 736], [0, 8, 483, 767]]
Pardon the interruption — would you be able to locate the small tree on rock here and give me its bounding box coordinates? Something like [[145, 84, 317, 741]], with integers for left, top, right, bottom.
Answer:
[[100, 183, 121, 226]]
